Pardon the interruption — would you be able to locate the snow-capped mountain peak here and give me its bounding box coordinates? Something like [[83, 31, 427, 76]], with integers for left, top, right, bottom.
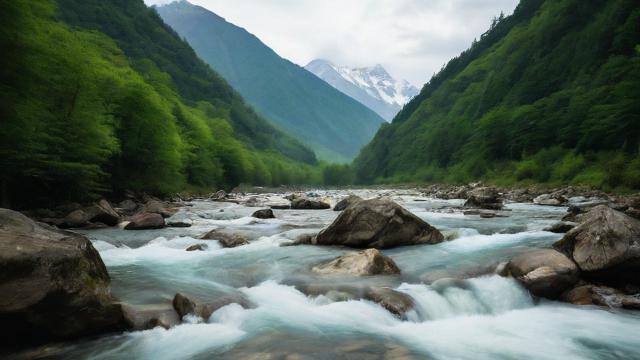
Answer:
[[305, 59, 419, 121]]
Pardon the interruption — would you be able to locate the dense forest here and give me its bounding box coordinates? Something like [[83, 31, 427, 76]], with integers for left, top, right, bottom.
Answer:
[[0, 0, 326, 208], [156, 1, 385, 162], [354, 0, 640, 191]]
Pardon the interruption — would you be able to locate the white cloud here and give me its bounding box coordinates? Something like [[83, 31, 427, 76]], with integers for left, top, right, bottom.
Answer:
[[146, 0, 518, 86]]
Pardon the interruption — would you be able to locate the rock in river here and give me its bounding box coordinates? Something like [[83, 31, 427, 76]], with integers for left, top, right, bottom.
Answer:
[[252, 209, 275, 219], [313, 198, 444, 249], [0, 208, 127, 345], [333, 195, 363, 211], [464, 187, 503, 210], [290, 198, 330, 210], [312, 249, 401, 276], [201, 229, 249, 248], [554, 205, 640, 283], [124, 212, 165, 230], [506, 249, 579, 298]]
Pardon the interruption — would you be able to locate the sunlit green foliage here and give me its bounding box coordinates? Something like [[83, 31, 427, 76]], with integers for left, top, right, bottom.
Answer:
[[0, 0, 320, 207], [354, 0, 640, 191]]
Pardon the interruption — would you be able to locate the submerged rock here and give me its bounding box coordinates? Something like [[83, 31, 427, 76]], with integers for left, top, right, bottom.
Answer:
[[364, 287, 415, 318], [464, 187, 503, 210], [124, 212, 165, 230], [291, 197, 331, 210], [313, 198, 444, 249], [554, 205, 640, 282], [333, 195, 363, 211], [0, 208, 128, 345], [312, 249, 401, 276], [506, 249, 579, 298], [122, 303, 180, 330], [172, 293, 251, 320], [186, 244, 208, 251], [201, 229, 249, 248], [252, 209, 275, 219]]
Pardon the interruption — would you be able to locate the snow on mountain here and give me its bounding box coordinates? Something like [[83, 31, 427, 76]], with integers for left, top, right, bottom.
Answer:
[[305, 59, 419, 121]]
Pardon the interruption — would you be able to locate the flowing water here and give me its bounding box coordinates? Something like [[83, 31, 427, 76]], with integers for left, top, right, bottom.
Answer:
[[21, 190, 640, 359]]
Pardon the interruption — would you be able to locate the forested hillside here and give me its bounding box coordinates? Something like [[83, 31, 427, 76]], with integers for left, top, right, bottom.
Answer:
[[354, 0, 640, 191], [0, 0, 320, 208], [156, 1, 385, 162]]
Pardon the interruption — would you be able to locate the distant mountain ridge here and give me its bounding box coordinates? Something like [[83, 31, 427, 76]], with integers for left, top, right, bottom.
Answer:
[[156, 1, 385, 162], [305, 59, 419, 121]]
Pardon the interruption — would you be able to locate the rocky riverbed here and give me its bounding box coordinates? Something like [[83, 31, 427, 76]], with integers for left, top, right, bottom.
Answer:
[[2, 187, 640, 359]]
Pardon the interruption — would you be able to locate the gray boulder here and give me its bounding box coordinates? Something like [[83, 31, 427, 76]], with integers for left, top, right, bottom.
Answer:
[[364, 287, 415, 318], [506, 249, 579, 298], [124, 212, 165, 230], [312, 249, 400, 276], [464, 187, 503, 210], [313, 198, 444, 249], [166, 211, 193, 228], [333, 195, 363, 211], [252, 209, 275, 219], [291, 198, 330, 210], [554, 206, 640, 276], [0, 209, 128, 344], [201, 229, 249, 248]]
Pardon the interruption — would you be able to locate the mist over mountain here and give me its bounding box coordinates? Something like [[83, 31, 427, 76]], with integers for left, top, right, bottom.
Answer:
[[305, 59, 419, 121]]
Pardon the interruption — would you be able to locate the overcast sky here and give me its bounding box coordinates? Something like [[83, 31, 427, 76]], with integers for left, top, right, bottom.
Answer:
[[145, 0, 518, 86]]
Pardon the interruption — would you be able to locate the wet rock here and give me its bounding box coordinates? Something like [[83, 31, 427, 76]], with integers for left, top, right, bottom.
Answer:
[[173, 293, 215, 320], [0, 209, 128, 345], [252, 209, 275, 219], [479, 212, 497, 218], [82, 199, 120, 226], [166, 212, 193, 227], [211, 190, 227, 200], [116, 199, 139, 215], [124, 212, 165, 230], [554, 206, 640, 280], [312, 249, 401, 276], [269, 204, 290, 210], [186, 244, 208, 251], [506, 249, 579, 298], [290, 198, 330, 210], [172, 293, 251, 320], [364, 287, 415, 318], [430, 278, 470, 291], [544, 221, 577, 233], [464, 187, 503, 210], [534, 194, 567, 206], [333, 195, 363, 211], [202, 229, 249, 248], [562, 285, 640, 309], [144, 199, 173, 218], [122, 304, 180, 330], [313, 198, 444, 249], [60, 209, 90, 228]]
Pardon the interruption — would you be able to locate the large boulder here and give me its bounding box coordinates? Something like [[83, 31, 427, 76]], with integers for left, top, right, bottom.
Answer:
[[166, 211, 193, 228], [85, 199, 120, 226], [506, 249, 579, 298], [554, 206, 640, 281], [464, 187, 503, 210], [124, 212, 165, 230], [333, 195, 363, 211], [144, 199, 173, 218], [312, 249, 401, 276], [290, 198, 330, 210], [0, 209, 128, 345], [313, 198, 444, 249]]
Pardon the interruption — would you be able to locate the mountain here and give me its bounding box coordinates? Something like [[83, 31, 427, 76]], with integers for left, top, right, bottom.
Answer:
[[156, 1, 385, 162], [305, 60, 419, 121], [354, 0, 640, 190], [0, 0, 320, 207]]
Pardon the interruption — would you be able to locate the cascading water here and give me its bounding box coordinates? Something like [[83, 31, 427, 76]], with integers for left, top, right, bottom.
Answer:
[[12, 190, 640, 360]]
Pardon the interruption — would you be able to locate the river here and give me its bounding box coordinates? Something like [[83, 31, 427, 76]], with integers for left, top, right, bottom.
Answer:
[[24, 189, 640, 359]]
